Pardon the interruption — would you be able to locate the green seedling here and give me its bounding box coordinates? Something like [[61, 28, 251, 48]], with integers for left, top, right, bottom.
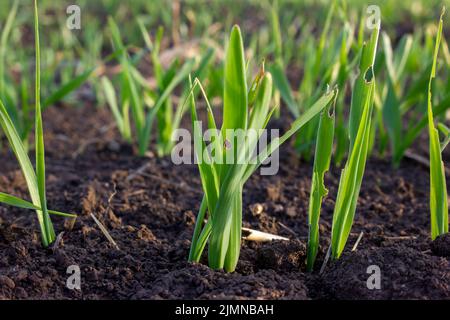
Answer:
[[427, 9, 448, 240], [331, 25, 379, 260], [0, 0, 75, 247], [306, 87, 337, 271], [104, 18, 199, 156], [0, 1, 93, 149], [187, 25, 338, 272]]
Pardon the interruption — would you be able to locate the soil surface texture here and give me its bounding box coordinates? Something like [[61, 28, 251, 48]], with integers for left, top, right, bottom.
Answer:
[[0, 106, 448, 300]]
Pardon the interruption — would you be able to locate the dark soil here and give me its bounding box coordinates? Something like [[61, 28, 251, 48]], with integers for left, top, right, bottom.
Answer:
[[0, 106, 448, 300]]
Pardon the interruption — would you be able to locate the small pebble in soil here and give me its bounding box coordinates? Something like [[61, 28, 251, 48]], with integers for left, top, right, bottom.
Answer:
[[286, 206, 297, 217], [137, 225, 156, 242], [107, 140, 121, 152], [250, 203, 264, 215], [0, 275, 15, 289]]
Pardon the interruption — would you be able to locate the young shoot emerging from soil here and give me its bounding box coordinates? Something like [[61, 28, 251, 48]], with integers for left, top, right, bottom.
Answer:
[[0, 0, 75, 247], [186, 25, 338, 272], [330, 24, 380, 261], [427, 8, 448, 240]]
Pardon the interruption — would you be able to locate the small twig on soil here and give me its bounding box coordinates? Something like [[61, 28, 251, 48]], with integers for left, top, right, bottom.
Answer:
[[127, 189, 146, 197], [351, 232, 364, 252], [383, 235, 417, 240], [105, 183, 118, 212], [277, 222, 297, 237], [90, 212, 120, 250], [242, 227, 289, 242], [126, 162, 152, 182], [319, 245, 332, 275], [404, 149, 450, 176]]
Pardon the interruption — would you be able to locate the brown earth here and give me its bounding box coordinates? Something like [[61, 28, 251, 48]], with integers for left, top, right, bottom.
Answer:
[[0, 105, 448, 300]]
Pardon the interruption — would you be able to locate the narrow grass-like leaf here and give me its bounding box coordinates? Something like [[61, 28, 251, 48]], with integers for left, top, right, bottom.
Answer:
[[34, 0, 55, 245], [43, 68, 95, 109], [270, 62, 299, 117], [0, 0, 18, 97], [188, 195, 208, 262], [401, 94, 450, 155], [0, 192, 76, 219], [108, 17, 145, 146], [141, 58, 195, 155], [243, 90, 337, 181], [188, 76, 219, 220], [428, 9, 448, 240], [270, 0, 282, 64], [306, 90, 337, 271], [331, 25, 379, 260], [349, 27, 379, 149], [382, 77, 402, 165], [380, 32, 414, 165], [172, 47, 215, 135], [223, 25, 248, 132], [101, 76, 132, 141], [0, 192, 44, 211]]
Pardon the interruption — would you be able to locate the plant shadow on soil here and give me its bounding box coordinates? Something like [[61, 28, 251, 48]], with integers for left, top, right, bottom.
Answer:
[[0, 106, 448, 299]]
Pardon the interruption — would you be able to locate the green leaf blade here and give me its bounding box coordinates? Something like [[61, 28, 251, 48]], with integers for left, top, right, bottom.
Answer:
[[331, 26, 379, 260], [223, 25, 248, 132], [306, 92, 337, 271], [34, 0, 55, 245], [428, 9, 449, 240]]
